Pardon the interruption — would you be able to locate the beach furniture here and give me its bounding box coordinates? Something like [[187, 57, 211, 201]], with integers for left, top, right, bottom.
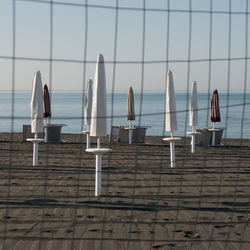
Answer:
[[195, 128, 224, 147], [23, 124, 65, 142], [43, 84, 51, 142], [85, 54, 112, 196], [187, 81, 200, 153], [26, 71, 44, 166], [163, 70, 181, 168], [209, 89, 221, 146], [43, 124, 66, 142], [109, 125, 148, 144], [125, 86, 136, 144], [82, 79, 93, 149], [195, 128, 211, 147]]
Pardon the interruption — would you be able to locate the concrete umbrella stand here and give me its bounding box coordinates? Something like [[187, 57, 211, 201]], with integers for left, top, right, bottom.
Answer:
[[163, 70, 181, 168], [26, 71, 44, 166], [85, 54, 112, 196]]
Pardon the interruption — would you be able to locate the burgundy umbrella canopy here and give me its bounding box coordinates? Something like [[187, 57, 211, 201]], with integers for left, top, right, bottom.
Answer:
[[210, 89, 220, 123], [43, 84, 51, 118]]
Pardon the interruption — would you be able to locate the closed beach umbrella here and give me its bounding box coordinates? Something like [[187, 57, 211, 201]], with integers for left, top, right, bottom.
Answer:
[[211, 89, 220, 123], [43, 84, 51, 118], [126, 86, 135, 144], [187, 81, 200, 153], [126, 86, 135, 122], [163, 70, 181, 168], [84, 79, 93, 128], [189, 81, 198, 128], [83, 79, 93, 149], [165, 70, 178, 133], [43, 84, 51, 142], [31, 71, 43, 134], [27, 71, 44, 166], [87, 54, 111, 196], [90, 54, 107, 138], [210, 89, 221, 146]]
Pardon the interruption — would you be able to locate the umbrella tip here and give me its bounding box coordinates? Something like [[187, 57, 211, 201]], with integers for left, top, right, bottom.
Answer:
[[44, 84, 48, 90], [97, 54, 104, 62]]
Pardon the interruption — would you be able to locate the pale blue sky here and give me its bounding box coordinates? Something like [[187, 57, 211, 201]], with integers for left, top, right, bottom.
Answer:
[[0, 0, 249, 92]]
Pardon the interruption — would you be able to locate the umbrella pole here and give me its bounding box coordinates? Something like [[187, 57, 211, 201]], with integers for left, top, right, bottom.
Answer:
[[44, 118, 48, 142], [96, 136, 101, 196], [191, 126, 195, 153], [212, 122, 216, 146], [170, 131, 175, 168], [33, 133, 38, 166], [86, 125, 90, 149], [128, 120, 132, 144]]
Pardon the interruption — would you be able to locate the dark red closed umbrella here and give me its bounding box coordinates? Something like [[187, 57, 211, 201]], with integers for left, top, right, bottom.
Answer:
[[43, 84, 51, 118], [210, 89, 220, 122]]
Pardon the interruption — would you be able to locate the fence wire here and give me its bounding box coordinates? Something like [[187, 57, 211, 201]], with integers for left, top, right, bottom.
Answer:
[[0, 0, 250, 250]]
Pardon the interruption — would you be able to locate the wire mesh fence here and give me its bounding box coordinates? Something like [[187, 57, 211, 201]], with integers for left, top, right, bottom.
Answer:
[[0, 0, 250, 249]]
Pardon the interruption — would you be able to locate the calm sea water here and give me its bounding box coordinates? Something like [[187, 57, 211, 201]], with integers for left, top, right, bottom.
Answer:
[[0, 91, 249, 138]]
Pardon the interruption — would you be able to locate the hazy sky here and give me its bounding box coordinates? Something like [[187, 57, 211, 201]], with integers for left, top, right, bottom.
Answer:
[[0, 0, 249, 92]]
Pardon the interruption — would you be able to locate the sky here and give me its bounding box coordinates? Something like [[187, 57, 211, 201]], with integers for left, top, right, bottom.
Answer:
[[0, 0, 249, 92]]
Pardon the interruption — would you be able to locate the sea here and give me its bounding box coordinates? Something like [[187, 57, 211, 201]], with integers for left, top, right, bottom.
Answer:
[[0, 91, 249, 139]]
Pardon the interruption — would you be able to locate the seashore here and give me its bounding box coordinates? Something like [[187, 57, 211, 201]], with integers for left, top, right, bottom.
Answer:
[[0, 132, 250, 249]]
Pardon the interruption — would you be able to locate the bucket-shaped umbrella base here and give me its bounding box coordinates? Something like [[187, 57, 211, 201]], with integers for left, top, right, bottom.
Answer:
[[187, 131, 200, 153], [26, 138, 44, 166], [86, 148, 112, 196], [163, 137, 182, 168]]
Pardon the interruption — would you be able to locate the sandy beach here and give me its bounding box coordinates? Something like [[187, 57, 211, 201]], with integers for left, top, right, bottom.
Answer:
[[0, 133, 250, 250]]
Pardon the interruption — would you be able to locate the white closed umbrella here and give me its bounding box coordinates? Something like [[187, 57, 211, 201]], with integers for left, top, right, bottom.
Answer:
[[86, 54, 112, 196], [27, 71, 44, 166], [82, 79, 93, 149], [163, 70, 181, 167], [187, 81, 200, 153]]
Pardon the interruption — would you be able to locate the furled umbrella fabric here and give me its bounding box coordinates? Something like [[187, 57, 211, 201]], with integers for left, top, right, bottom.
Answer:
[[163, 70, 181, 168], [189, 81, 198, 127], [187, 81, 200, 153], [86, 54, 112, 196], [27, 71, 44, 166], [43, 84, 51, 118], [31, 71, 43, 134], [126, 86, 135, 121], [211, 89, 221, 122], [84, 79, 93, 127], [90, 54, 107, 137], [165, 70, 178, 132]]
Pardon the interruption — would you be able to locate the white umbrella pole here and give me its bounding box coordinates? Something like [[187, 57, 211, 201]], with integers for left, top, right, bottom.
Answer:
[[44, 118, 48, 142], [212, 122, 216, 146], [96, 136, 101, 196], [170, 131, 175, 168], [86, 125, 90, 149], [33, 133, 38, 166], [129, 120, 132, 144], [191, 126, 195, 153]]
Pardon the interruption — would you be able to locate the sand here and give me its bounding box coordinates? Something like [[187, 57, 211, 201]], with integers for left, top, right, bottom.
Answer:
[[0, 132, 250, 250]]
